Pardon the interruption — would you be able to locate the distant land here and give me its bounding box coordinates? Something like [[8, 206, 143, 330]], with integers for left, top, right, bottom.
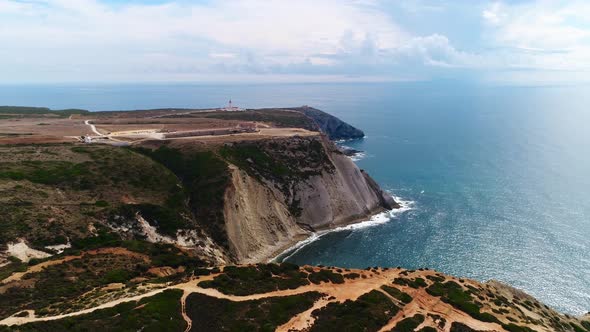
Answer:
[[0, 106, 588, 331]]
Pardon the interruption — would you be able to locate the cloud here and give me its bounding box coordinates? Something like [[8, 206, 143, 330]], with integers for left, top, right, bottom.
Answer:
[[482, 1, 590, 72], [482, 2, 503, 25], [0, 0, 478, 82], [394, 34, 480, 68], [209, 53, 238, 59]]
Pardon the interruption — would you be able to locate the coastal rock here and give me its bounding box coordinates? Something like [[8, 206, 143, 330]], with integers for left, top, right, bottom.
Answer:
[[293, 106, 365, 140]]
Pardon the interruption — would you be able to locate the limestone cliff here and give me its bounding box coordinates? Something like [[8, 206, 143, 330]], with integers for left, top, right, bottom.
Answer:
[[221, 136, 398, 263]]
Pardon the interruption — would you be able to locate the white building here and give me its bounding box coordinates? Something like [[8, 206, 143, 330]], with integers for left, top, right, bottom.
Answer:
[[224, 99, 243, 111]]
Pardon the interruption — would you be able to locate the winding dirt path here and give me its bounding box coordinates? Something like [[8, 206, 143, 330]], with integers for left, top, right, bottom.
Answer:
[[180, 290, 192, 332], [376, 286, 504, 332], [0, 268, 515, 331], [0, 268, 395, 327], [0, 287, 168, 326], [84, 120, 103, 136]]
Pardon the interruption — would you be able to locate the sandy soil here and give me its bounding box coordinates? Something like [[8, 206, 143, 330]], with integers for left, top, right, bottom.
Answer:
[[0, 266, 576, 332], [6, 240, 51, 263], [0, 111, 319, 145]]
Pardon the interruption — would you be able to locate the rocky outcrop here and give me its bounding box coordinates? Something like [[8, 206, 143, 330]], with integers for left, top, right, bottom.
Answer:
[[221, 136, 398, 263], [292, 106, 365, 140]]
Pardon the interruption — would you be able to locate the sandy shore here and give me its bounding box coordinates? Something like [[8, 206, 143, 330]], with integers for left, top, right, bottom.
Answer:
[[267, 206, 391, 263]]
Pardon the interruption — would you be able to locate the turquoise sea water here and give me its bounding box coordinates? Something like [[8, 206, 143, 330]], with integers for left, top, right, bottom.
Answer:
[[1, 82, 589, 314]]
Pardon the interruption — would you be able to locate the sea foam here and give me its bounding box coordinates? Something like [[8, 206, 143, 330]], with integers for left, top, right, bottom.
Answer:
[[271, 194, 413, 263]]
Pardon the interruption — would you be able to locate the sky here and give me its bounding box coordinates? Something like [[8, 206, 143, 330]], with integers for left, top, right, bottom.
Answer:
[[2, 0, 590, 84]]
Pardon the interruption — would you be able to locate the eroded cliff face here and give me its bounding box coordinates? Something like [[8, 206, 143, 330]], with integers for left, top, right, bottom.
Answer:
[[292, 150, 398, 230], [222, 136, 398, 263], [223, 165, 309, 263]]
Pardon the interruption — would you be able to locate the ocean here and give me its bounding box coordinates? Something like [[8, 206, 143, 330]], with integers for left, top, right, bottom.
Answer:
[[1, 81, 588, 315]]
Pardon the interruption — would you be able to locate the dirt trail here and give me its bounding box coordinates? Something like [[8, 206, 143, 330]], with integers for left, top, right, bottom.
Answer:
[[276, 269, 401, 332], [1, 256, 81, 284], [0, 287, 168, 326], [0, 268, 524, 331], [84, 120, 103, 136], [377, 286, 504, 332], [276, 297, 331, 332], [0, 268, 395, 327], [180, 290, 192, 332], [1, 247, 150, 284]]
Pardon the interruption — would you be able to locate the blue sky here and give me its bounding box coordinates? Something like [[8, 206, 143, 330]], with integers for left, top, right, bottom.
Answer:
[[1, 0, 590, 84]]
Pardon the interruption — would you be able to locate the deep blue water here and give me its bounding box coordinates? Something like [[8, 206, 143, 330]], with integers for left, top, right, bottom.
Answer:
[[1, 82, 589, 314]]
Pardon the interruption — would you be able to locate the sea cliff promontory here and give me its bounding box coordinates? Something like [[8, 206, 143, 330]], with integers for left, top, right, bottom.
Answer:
[[0, 106, 587, 331]]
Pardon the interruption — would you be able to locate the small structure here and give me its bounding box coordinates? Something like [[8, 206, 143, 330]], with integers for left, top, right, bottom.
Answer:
[[236, 122, 256, 131], [224, 99, 243, 111]]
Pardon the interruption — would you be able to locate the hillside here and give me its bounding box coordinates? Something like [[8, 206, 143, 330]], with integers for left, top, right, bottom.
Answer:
[[0, 106, 587, 331], [1, 263, 589, 332]]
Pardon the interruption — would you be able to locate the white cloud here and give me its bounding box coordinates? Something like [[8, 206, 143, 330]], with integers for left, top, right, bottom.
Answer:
[[482, 2, 503, 25], [0, 0, 479, 82], [209, 53, 237, 59], [482, 1, 590, 72], [395, 34, 481, 68]]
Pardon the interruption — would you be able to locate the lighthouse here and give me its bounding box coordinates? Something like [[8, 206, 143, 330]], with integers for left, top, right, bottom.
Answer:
[[225, 99, 242, 111]]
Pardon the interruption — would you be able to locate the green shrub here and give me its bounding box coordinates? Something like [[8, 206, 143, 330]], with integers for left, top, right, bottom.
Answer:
[[344, 272, 360, 279], [134, 146, 230, 248], [308, 269, 344, 285], [185, 291, 321, 332], [427, 281, 499, 324], [311, 290, 399, 332], [393, 277, 427, 289], [501, 323, 537, 332], [94, 200, 109, 207], [199, 264, 309, 296], [381, 285, 413, 304], [15, 290, 184, 331], [392, 314, 425, 332], [102, 269, 133, 283], [419, 327, 437, 332]]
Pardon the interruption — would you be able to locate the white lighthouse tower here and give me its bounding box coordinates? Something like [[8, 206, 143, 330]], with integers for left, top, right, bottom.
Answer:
[[225, 99, 241, 111]]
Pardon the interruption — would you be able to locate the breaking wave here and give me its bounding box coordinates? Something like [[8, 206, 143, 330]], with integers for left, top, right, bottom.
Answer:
[[271, 194, 414, 263]]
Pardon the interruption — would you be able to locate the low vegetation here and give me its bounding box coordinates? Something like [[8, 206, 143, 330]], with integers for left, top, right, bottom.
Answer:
[[393, 276, 427, 289], [199, 263, 310, 296], [391, 314, 425, 332], [0, 241, 206, 319], [426, 281, 498, 323], [10, 290, 185, 332], [308, 269, 345, 284], [185, 291, 322, 332], [134, 146, 230, 249], [0, 258, 27, 281], [0, 144, 185, 248], [381, 285, 413, 304], [0, 107, 88, 118], [202, 109, 318, 130], [310, 290, 400, 332]]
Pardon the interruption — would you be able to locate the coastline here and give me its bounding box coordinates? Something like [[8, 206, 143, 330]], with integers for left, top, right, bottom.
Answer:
[[269, 194, 413, 263]]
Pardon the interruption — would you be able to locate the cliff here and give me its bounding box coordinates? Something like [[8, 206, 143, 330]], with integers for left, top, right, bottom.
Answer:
[[291, 106, 365, 140], [0, 106, 393, 267], [222, 136, 398, 262]]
